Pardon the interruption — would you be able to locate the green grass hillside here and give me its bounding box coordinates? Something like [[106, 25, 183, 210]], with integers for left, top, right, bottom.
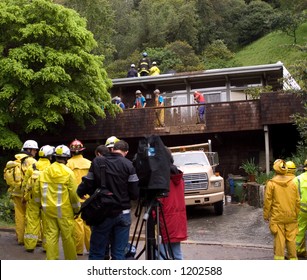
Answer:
[[232, 22, 307, 69]]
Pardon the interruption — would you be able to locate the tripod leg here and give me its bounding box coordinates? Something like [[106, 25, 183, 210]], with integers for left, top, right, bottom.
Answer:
[[127, 198, 146, 259], [135, 246, 145, 260], [130, 199, 143, 246], [146, 210, 156, 260]]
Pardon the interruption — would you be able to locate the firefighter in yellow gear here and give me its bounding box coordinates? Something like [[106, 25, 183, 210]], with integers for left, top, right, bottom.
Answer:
[[285, 161, 296, 179], [67, 139, 91, 256], [7, 140, 38, 245], [263, 159, 300, 260], [149, 61, 160, 76], [23, 145, 54, 252], [33, 145, 80, 260], [293, 160, 307, 258], [154, 89, 165, 127]]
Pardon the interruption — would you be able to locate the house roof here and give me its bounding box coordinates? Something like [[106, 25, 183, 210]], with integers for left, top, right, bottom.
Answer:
[[112, 62, 284, 92]]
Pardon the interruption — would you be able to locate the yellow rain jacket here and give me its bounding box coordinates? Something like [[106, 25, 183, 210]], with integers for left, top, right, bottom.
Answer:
[[149, 65, 160, 76], [23, 158, 51, 251], [67, 154, 91, 255], [5, 153, 36, 244], [264, 174, 300, 224], [9, 153, 37, 197], [33, 161, 80, 259], [23, 158, 51, 202], [67, 154, 91, 186], [264, 165, 300, 260], [293, 171, 307, 257], [293, 172, 307, 212], [33, 161, 80, 218]]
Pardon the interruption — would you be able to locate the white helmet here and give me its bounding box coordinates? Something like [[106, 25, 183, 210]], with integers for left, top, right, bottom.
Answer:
[[105, 136, 120, 148], [131, 64, 135, 68], [39, 145, 55, 158], [54, 145, 71, 158], [22, 140, 39, 150]]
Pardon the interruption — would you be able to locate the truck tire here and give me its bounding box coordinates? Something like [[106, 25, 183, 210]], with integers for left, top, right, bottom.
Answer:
[[214, 200, 224, 215]]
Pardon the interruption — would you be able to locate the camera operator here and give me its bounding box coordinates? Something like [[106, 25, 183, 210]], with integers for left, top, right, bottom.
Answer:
[[78, 140, 139, 260]]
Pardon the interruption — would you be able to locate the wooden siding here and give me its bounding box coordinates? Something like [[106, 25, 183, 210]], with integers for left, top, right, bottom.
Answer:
[[39, 92, 302, 144]]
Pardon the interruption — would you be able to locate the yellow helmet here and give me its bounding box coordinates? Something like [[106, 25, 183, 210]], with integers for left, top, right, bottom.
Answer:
[[286, 161, 296, 174], [273, 159, 287, 175]]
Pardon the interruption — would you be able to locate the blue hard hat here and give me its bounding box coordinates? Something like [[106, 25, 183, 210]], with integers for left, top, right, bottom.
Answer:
[[142, 52, 148, 57]]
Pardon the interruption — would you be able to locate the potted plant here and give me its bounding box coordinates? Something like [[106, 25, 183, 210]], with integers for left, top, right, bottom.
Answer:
[[240, 158, 258, 182]]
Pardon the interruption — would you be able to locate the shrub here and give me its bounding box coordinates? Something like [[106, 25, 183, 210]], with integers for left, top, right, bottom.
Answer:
[[256, 171, 274, 185], [0, 193, 14, 225]]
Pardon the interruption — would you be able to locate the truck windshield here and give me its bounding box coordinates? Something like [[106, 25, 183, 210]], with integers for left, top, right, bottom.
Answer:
[[173, 152, 210, 166]]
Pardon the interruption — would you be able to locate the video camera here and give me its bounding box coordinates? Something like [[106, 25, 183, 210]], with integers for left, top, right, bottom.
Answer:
[[134, 135, 171, 196]]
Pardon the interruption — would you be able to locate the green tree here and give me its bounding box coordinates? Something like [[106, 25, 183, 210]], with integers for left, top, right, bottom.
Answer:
[[273, 8, 307, 44], [61, 0, 116, 62], [202, 40, 235, 69], [109, 0, 199, 60], [236, 0, 277, 46], [164, 41, 204, 72], [138, 0, 198, 49], [195, 0, 246, 53], [140, 47, 180, 74], [109, 0, 143, 60], [291, 41, 307, 145], [279, 0, 307, 12], [0, 0, 118, 150]]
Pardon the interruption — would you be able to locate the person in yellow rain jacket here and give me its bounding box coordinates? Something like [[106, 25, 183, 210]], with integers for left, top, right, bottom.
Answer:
[[263, 159, 300, 260], [293, 160, 307, 258], [154, 89, 165, 127], [149, 61, 160, 76], [23, 145, 54, 252], [285, 161, 297, 179], [4, 140, 39, 245], [33, 145, 80, 260], [67, 139, 91, 256]]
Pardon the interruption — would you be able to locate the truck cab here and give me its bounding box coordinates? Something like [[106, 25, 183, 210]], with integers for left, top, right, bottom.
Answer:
[[169, 141, 224, 215]]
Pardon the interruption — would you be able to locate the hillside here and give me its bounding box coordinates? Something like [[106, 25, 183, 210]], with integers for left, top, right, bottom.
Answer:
[[232, 22, 307, 69]]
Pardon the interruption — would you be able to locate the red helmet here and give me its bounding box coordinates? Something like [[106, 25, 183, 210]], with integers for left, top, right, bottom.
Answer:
[[69, 139, 85, 152]]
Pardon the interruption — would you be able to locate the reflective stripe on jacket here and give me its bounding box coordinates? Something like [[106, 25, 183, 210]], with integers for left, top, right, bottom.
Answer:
[[33, 162, 80, 219], [22, 158, 51, 201]]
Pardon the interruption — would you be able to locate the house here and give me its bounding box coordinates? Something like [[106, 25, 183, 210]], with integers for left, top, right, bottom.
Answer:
[[33, 62, 303, 178]]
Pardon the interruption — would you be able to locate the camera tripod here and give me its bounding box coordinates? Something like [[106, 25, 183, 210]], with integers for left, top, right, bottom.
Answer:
[[127, 194, 174, 260]]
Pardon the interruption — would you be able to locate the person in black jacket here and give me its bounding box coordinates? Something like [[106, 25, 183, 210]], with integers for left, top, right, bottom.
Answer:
[[77, 140, 139, 260], [127, 64, 138, 78]]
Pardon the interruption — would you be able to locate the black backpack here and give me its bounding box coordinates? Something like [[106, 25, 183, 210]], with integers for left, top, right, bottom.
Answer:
[[77, 157, 121, 226]]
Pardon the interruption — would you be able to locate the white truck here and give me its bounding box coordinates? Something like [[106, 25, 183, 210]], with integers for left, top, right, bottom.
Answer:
[[169, 140, 224, 215]]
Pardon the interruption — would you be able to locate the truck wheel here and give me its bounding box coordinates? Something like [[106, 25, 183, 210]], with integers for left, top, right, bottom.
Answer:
[[214, 201, 224, 215]]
